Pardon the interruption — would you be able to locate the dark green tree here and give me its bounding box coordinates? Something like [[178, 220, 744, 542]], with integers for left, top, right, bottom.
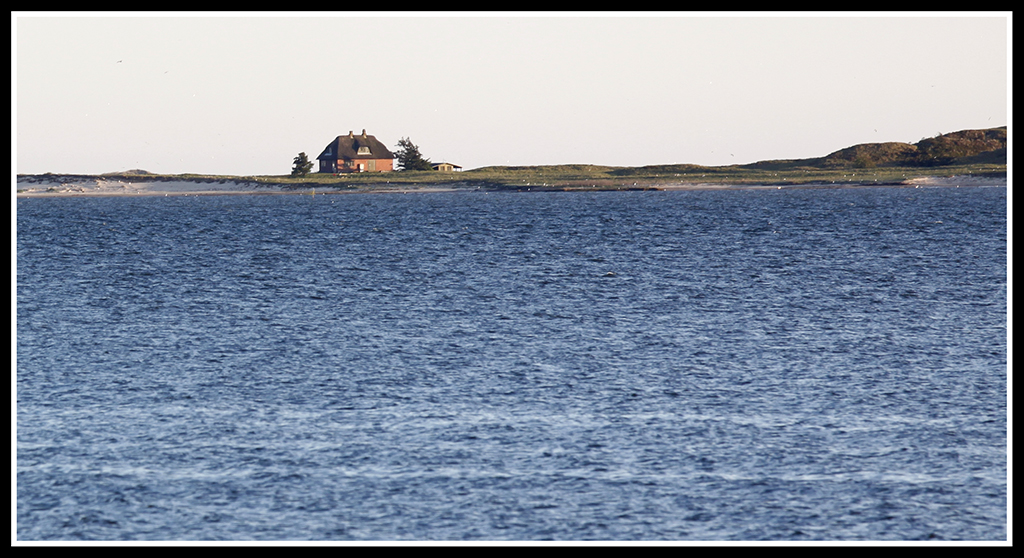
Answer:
[[394, 137, 433, 171], [291, 152, 313, 177]]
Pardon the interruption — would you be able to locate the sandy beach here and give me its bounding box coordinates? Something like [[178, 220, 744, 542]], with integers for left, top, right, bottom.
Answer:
[[14, 173, 1008, 197], [899, 175, 1009, 187], [13, 175, 467, 197]]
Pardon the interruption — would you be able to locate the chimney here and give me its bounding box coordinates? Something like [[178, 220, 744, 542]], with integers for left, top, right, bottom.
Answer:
[[362, 129, 367, 137], [348, 131, 354, 138]]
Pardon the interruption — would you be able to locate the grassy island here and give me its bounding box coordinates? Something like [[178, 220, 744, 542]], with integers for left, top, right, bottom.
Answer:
[[17, 127, 1006, 195]]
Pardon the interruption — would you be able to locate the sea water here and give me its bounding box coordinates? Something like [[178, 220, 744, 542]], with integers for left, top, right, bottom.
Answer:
[[16, 187, 1008, 541]]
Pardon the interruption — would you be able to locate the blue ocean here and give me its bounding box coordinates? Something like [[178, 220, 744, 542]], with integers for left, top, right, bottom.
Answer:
[[16, 186, 1008, 541]]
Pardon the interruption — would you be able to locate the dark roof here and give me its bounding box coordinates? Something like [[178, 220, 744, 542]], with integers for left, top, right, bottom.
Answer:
[[317, 130, 394, 160]]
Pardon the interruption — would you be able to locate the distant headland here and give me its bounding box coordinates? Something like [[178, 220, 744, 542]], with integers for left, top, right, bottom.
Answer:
[[16, 127, 1006, 197]]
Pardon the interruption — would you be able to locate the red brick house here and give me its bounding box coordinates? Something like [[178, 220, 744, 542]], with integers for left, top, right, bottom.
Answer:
[[317, 130, 394, 173]]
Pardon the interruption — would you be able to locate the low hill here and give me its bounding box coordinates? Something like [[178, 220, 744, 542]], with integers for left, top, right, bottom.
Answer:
[[953, 146, 1006, 165], [820, 142, 922, 168], [914, 127, 1007, 166], [470, 164, 622, 175], [741, 127, 1007, 171], [610, 163, 723, 177]]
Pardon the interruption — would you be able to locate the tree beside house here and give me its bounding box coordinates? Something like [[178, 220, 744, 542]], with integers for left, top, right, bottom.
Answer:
[[291, 152, 313, 176], [394, 137, 433, 171]]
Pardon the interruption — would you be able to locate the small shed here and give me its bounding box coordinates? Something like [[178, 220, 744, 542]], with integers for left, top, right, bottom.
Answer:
[[431, 162, 463, 172]]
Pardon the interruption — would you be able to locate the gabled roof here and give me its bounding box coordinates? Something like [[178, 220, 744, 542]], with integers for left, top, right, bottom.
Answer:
[[317, 130, 394, 160]]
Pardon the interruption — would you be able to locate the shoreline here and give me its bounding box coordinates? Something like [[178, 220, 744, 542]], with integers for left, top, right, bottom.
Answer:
[[14, 174, 1008, 198]]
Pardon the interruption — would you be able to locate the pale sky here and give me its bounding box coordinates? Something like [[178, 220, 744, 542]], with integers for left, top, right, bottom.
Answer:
[[13, 12, 1010, 176]]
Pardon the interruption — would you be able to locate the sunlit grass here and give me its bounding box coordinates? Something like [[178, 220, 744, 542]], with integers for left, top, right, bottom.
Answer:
[[23, 162, 1005, 192], [23, 127, 1003, 191]]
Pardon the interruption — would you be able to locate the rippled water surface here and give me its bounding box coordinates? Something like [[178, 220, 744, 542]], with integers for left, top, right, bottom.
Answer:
[[16, 187, 1007, 541]]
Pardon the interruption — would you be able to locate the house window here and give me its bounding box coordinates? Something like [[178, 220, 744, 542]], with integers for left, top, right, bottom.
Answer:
[[357, 146, 371, 155]]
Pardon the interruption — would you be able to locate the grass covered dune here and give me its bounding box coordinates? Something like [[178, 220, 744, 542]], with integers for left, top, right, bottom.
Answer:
[[16, 127, 1007, 196], [15, 165, 1007, 197]]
